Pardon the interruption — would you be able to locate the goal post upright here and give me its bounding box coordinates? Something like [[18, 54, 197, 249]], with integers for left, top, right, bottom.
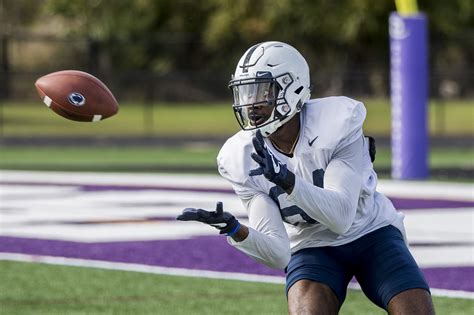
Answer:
[[389, 0, 429, 179]]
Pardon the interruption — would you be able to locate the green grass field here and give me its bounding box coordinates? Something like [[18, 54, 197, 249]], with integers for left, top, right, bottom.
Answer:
[[1, 261, 472, 315], [1, 99, 473, 137], [0, 99, 472, 179]]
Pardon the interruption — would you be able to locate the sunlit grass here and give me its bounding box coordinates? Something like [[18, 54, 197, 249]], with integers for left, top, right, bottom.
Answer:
[[1, 261, 472, 315], [0, 99, 472, 137]]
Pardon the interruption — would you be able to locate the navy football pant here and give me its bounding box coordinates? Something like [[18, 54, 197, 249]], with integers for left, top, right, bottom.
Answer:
[[285, 225, 430, 309]]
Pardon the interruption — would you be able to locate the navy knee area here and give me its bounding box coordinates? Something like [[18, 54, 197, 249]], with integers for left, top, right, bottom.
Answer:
[[285, 247, 352, 305], [355, 225, 431, 309]]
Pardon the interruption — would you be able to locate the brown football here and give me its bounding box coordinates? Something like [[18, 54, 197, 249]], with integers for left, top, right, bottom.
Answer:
[[34, 70, 119, 122]]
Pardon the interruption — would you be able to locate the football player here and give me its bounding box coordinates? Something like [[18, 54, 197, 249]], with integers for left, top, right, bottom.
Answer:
[[178, 41, 434, 314]]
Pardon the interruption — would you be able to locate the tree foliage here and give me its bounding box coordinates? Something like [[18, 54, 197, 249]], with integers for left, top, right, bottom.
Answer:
[[1, 0, 472, 96], [39, 0, 472, 68]]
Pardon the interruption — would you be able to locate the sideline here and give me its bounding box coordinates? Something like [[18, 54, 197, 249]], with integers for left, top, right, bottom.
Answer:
[[1, 253, 473, 300]]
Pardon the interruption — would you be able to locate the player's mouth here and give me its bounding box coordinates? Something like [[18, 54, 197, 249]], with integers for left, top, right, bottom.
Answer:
[[249, 114, 266, 126]]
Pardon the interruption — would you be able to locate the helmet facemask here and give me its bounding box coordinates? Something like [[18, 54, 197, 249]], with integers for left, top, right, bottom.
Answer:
[[229, 73, 295, 136]]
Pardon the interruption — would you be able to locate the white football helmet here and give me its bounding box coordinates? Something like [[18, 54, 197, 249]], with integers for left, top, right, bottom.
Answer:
[[229, 41, 311, 137]]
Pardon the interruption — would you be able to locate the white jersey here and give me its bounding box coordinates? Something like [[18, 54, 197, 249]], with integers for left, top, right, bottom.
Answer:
[[217, 96, 405, 269]]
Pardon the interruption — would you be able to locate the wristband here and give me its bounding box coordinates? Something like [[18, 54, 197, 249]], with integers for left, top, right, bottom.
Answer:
[[226, 221, 241, 237]]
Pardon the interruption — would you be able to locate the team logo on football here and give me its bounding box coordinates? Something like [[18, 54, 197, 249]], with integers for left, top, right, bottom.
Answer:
[[67, 92, 86, 106]]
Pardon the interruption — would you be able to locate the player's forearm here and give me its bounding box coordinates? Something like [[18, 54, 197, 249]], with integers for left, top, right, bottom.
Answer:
[[228, 226, 291, 269], [288, 176, 357, 234], [287, 138, 363, 234], [228, 193, 291, 269], [287, 154, 362, 235]]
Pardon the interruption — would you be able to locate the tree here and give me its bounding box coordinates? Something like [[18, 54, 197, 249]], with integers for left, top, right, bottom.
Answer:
[[7, 0, 472, 97]]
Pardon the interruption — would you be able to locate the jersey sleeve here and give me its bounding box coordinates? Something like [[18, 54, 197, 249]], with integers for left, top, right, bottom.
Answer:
[[217, 132, 261, 200], [286, 136, 364, 234], [227, 192, 291, 269]]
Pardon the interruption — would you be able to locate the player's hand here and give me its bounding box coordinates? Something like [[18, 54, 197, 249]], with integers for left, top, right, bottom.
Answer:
[[249, 130, 295, 193], [176, 202, 241, 236]]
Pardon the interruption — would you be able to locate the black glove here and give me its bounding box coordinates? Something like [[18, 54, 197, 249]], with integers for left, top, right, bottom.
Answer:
[[176, 202, 241, 236], [249, 130, 295, 192]]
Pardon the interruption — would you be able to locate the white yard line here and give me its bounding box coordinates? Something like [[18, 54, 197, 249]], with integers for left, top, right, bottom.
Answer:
[[0, 170, 232, 190], [1, 253, 473, 300], [0, 252, 285, 284], [1, 170, 473, 200]]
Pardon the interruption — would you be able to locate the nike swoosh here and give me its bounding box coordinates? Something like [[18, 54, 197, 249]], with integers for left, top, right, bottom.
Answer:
[[256, 72, 267, 77], [272, 156, 280, 173], [308, 136, 319, 146]]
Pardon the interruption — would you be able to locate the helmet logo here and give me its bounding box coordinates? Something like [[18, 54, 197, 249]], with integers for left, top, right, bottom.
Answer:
[[256, 71, 272, 78], [67, 92, 86, 106]]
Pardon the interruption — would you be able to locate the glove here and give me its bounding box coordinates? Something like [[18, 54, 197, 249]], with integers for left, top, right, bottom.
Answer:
[[249, 130, 295, 192], [176, 201, 241, 236]]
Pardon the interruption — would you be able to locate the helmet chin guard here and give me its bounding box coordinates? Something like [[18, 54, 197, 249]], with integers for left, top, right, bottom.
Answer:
[[229, 41, 311, 137]]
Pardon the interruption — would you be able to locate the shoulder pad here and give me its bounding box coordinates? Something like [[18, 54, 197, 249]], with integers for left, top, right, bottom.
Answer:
[[303, 96, 366, 150], [217, 131, 255, 186]]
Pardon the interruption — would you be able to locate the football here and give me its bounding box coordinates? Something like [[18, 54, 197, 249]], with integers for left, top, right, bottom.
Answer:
[[34, 70, 119, 122]]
